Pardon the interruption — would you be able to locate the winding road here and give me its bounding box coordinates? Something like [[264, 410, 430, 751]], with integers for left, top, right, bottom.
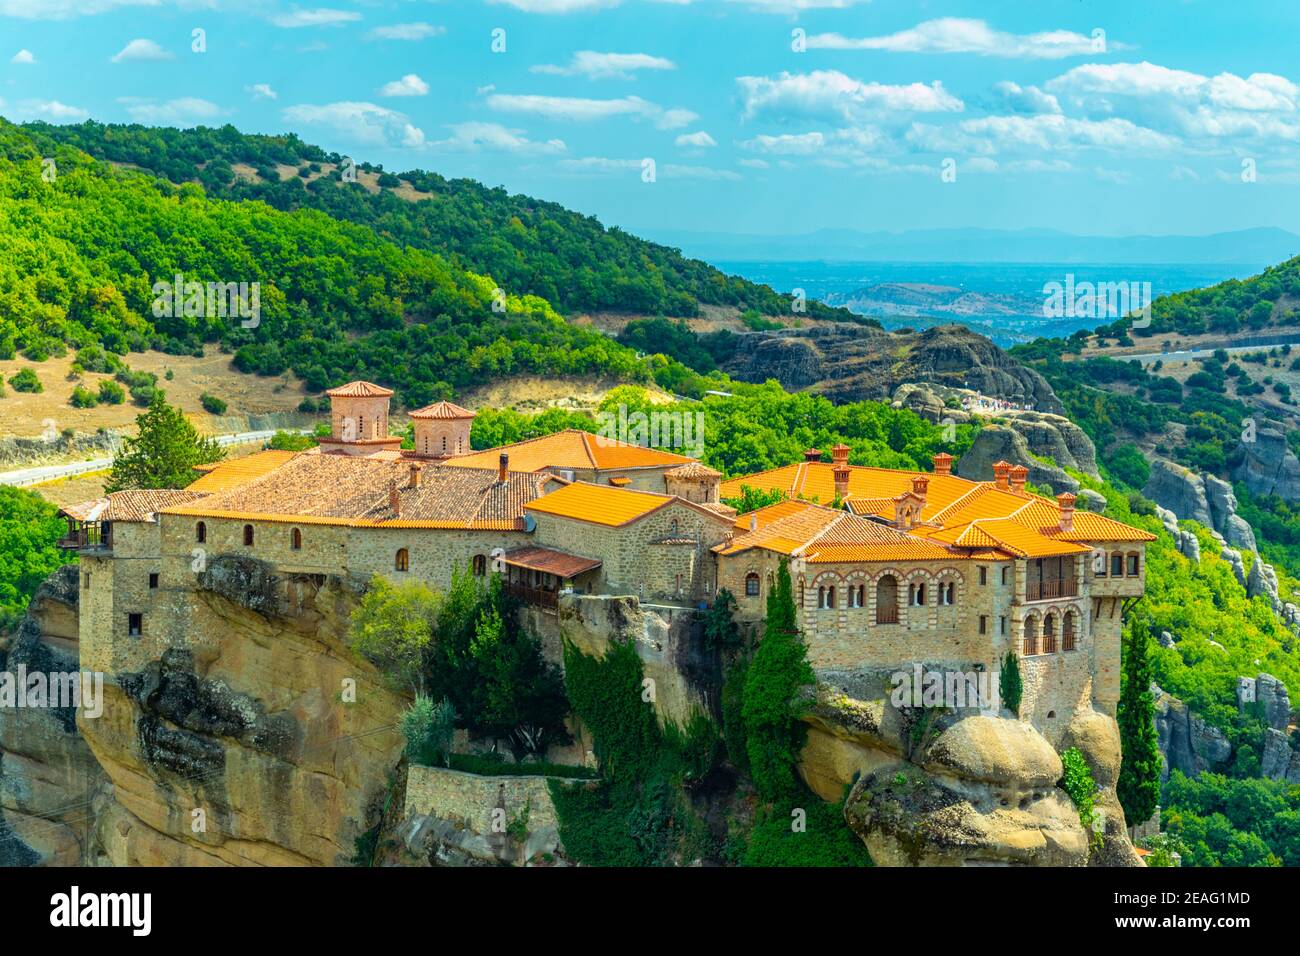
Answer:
[[0, 429, 306, 488]]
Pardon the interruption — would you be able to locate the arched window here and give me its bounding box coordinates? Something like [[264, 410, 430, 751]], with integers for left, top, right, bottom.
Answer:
[[1111, 552, 1124, 577], [196, 521, 206, 543], [937, 581, 955, 606], [1063, 611, 1077, 652], [395, 548, 410, 572], [1127, 552, 1140, 576], [290, 527, 302, 551], [243, 524, 254, 546], [818, 584, 836, 609], [908, 582, 926, 607], [472, 554, 486, 576], [1023, 616, 1038, 656], [1042, 614, 1057, 654], [745, 572, 760, 597], [441, 435, 447, 453], [876, 575, 899, 624], [848, 584, 864, 608]]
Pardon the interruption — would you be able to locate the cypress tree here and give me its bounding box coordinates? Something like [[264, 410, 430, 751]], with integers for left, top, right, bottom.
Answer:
[[1117, 617, 1161, 828], [999, 652, 1023, 716]]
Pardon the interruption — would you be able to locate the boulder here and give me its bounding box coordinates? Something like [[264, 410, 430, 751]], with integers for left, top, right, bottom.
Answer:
[[1236, 427, 1300, 503], [1247, 558, 1283, 614], [1255, 674, 1292, 732], [956, 426, 1079, 494], [1078, 489, 1108, 513]]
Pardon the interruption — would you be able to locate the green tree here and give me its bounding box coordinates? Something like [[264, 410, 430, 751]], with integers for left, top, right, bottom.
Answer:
[[703, 587, 742, 653], [104, 392, 224, 492], [742, 558, 814, 801], [1118, 617, 1161, 829], [348, 576, 439, 695], [999, 652, 1023, 716], [399, 695, 456, 767]]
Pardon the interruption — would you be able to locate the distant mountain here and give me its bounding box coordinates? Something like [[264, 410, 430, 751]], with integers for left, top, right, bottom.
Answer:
[[641, 226, 1300, 266]]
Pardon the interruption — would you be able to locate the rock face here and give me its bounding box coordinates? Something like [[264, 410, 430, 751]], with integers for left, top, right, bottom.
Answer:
[[1151, 684, 1232, 783], [1155, 506, 1201, 563], [956, 426, 1079, 494], [801, 677, 1138, 867], [1143, 459, 1256, 552], [1236, 427, 1300, 503], [720, 324, 1063, 413]]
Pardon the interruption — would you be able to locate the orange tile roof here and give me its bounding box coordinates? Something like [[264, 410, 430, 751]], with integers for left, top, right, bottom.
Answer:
[[664, 461, 722, 479], [524, 481, 680, 527], [409, 400, 474, 420], [444, 429, 696, 473], [716, 500, 952, 562], [325, 381, 393, 398], [186, 450, 300, 493], [62, 489, 208, 523]]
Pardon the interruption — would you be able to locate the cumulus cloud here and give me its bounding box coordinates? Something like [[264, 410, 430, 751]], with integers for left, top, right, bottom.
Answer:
[[532, 51, 676, 80], [379, 74, 429, 97], [431, 122, 566, 154], [994, 81, 1061, 115], [366, 23, 444, 41], [486, 92, 697, 128], [271, 8, 361, 28], [807, 18, 1114, 59], [283, 101, 426, 148], [121, 96, 224, 125], [245, 83, 277, 100], [11, 49, 36, 64], [11, 99, 88, 121], [675, 130, 717, 147], [110, 38, 172, 63], [737, 71, 963, 123], [907, 113, 1178, 155]]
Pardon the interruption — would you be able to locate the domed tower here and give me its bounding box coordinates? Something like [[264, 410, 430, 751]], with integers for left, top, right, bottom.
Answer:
[[318, 381, 403, 457], [663, 461, 722, 503], [408, 400, 475, 459]]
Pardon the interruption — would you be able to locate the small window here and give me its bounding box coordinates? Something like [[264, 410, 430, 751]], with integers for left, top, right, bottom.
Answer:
[[909, 582, 926, 607], [441, 435, 447, 453], [196, 521, 206, 543], [1093, 551, 1107, 577], [1111, 553, 1124, 577], [1000, 615, 1007, 635], [978, 566, 987, 586], [745, 572, 760, 597], [291, 528, 302, 551], [243, 524, 254, 546], [1000, 566, 1008, 586], [818, 585, 836, 609], [848, 584, 864, 608], [149, 573, 159, 589], [978, 615, 987, 635], [472, 554, 487, 576], [84, 572, 91, 589], [1127, 552, 1140, 576], [395, 548, 410, 572], [128, 613, 142, 637]]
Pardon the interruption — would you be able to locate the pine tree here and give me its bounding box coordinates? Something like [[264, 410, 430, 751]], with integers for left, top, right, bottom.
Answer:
[[999, 652, 1023, 716], [742, 558, 814, 801], [1117, 617, 1161, 828], [105, 392, 224, 492]]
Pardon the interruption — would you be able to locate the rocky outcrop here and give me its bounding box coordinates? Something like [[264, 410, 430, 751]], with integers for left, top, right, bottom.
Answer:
[[720, 324, 1063, 413], [1143, 459, 1256, 552], [1236, 427, 1300, 503], [1155, 506, 1201, 563], [955, 426, 1079, 494], [801, 676, 1137, 867], [1151, 684, 1232, 783]]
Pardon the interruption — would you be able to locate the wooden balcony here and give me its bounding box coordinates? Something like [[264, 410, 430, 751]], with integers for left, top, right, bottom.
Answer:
[[505, 581, 559, 611], [57, 522, 112, 553], [1025, 578, 1078, 602]]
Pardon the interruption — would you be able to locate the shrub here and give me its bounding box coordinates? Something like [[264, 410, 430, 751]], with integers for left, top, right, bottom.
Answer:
[[8, 368, 42, 393], [399, 695, 455, 767], [199, 392, 227, 415], [69, 385, 98, 408], [1058, 746, 1100, 847], [96, 379, 125, 405]]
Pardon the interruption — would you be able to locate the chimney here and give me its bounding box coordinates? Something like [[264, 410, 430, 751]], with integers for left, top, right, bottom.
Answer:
[[498, 453, 509, 483], [992, 460, 1012, 491], [932, 452, 953, 477], [804, 448, 821, 463], [831, 443, 850, 465], [1009, 464, 1029, 494], [408, 462, 423, 489], [831, 443, 851, 498], [749, 513, 758, 532], [1057, 492, 1077, 533], [389, 480, 401, 517], [911, 475, 929, 505]]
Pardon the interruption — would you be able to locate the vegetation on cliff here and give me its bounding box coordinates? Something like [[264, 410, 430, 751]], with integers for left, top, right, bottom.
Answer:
[[0, 487, 74, 633], [1117, 617, 1161, 829]]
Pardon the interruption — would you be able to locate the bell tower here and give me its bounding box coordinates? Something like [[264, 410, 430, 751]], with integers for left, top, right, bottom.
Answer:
[[408, 400, 475, 459], [317, 381, 404, 457]]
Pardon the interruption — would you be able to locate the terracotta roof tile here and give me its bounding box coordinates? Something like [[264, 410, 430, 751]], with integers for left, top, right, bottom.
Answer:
[[445, 429, 696, 473], [325, 381, 393, 398], [664, 461, 722, 479], [409, 400, 475, 420], [186, 450, 300, 493], [63, 489, 207, 523]]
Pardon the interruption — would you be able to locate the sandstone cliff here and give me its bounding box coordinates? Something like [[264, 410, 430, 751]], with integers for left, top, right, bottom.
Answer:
[[719, 324, 1063, 413]]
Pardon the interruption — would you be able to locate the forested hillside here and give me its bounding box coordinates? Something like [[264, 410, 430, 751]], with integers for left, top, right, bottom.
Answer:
[[18, 120, 862, 323]]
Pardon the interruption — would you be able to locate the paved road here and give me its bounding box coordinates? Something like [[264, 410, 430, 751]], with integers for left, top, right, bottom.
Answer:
[[1118, 340, 1300, 365], [0, 429, 306, 488]]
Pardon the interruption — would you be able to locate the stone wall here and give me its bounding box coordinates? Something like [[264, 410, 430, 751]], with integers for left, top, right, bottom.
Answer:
[[404, 765, 561, 834]]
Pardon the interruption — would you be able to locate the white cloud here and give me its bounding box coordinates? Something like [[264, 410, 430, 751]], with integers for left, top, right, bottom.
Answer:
[[557, 157, 642, 174], [246, 83, 278, 101], [488, 0, 620, 12], [557, 156, 739, 180], [739, 126, 888, 164], [738, 158, 769, 169], [737, 71, 963, 122], [271, 8, 361, 29], [121, 96, 224, 125], [741, 131, 827, 155], [532, 51, 676, 80], [13, 99, 88, 121], [908, 113, 1178, 154], [807, 18, 1115, 59], [366, 22, 444, 41], [675, 130, 717, 147], [380, 74, 429, 97], [110, 38, 172, 63], [486, 92, 697, 128], [283, 101, 426, 148], [10, 49, 36, 64], [662, 163, 741, 181], [432, 121, 566, 154], [994, 81, 1061, 115]]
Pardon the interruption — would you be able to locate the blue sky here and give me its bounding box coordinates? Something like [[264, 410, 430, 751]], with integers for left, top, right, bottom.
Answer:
[[4, 0, 1300, 239]]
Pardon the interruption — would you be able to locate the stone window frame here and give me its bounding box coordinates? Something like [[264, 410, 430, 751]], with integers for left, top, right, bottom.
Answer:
[[871, 569, 903, 625], [813, 570, 840, 610], [1062, 608, 1079, 652], [1110, 552, 1125, 577], [744, 570, 761, 597], [290, 527, 303, 551], [934, 567, 963, 607], [196, 521, 207, 544], [395, 548, 410, 572], [472, 554, 487, 576], [1126, 551, 1141, 577]]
